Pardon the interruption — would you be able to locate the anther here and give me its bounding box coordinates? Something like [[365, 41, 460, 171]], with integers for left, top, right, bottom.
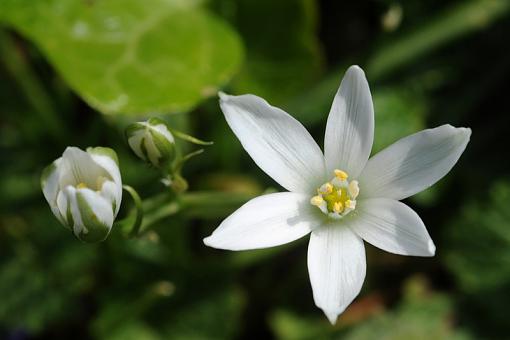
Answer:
[[310, 195, 324, 206], [319, 183, 333, 194], [334, 169, 349, 181], [333, 202, 343, 213], [345, 200, 356, 209], [348, 180, 359, 199]]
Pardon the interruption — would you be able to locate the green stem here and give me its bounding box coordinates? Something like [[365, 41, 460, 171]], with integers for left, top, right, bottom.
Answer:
[[168, 127, 213, 145], [0, 30, 64, 140], [122, 185, 144, 238], [139, 191, 255, 234]]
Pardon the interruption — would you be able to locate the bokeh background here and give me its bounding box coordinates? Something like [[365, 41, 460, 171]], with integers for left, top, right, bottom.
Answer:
[[1, 0, 510, 339]]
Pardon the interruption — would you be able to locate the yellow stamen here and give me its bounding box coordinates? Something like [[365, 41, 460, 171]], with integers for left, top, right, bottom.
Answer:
[[333, 201, 344, 213], [348, 180, 360, 199], [310, 195, 324, 207], [311, 170, 360, 218], [334, 169, 349, 181], [76, 182, 87, 189], [345, 200, 356, 209], [319, 182, 333, 194]]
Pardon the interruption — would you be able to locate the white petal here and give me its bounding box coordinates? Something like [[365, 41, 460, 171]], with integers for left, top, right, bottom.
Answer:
[[219, 92, 325, 193], [351, 198, 435, 256], [87, 147, 123, 209], [56, 190, 70, 227], [59, 147, 108, 189], [66, 186, 114, 242], [76, 188, 114, 229], [359, 125, 471, 200], [100, 180, 120, 216], [151, 122, 174, 143], [204, 192, 318, 250], [63, 186, 84, 236], [127, 128, 148, 161], [307, 225, 366, 324], [41, 159, 65, 224], [324, 65, 374, 178]]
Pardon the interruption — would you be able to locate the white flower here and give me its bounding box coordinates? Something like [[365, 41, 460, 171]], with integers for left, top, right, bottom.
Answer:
[[203, 65, 471, 323], [41, 146, 122, 243], [126, 118, 175, 168]]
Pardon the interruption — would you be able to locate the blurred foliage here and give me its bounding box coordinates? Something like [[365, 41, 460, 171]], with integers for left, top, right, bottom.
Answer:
[[0, 0, 243, 115], [271, 277, 471, 340], [220, 0, 324, 104], [1, 0, 510, 339], [444, 181, 510, 336]]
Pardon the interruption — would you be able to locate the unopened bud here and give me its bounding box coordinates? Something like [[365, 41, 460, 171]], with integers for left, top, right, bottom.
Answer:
[[126, 118, 176, 169]]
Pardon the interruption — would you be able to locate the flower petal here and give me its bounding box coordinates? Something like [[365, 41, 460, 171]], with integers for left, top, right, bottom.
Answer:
[[219, 92, 325, 193], [204, 192, 318, 250], [41, 159, 65, 224], [351, 198, 435, 256], [307, 225, 366, 324], [65, 186, 114, 243], [59, 147, 109, 189], [359, 125, 471, 200], [87, 147, 123, 211], [75, 188, 114, 242], [324, 65, 374, 178], [100, 180, 120, 217]]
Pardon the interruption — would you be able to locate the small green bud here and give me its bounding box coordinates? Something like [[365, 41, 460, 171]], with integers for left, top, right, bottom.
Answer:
[[126, 118, 176, 169]]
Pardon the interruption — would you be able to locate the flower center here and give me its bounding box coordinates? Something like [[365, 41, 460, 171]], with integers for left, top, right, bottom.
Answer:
[[75, 176, 108, 192], [310, 169, 359, 219]]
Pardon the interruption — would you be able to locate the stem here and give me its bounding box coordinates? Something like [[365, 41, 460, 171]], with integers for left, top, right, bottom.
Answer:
[[168, 127, 213, 145], [121, 185, 144, 238], [139, 191, 255, 234]]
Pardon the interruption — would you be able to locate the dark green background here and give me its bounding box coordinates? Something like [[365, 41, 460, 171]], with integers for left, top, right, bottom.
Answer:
[[1, 0, 509, 339]]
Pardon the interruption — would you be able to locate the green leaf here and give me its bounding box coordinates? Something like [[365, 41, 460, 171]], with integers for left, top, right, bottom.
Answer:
[[0, 0, 244, 115], [225, 0, 323, 103]]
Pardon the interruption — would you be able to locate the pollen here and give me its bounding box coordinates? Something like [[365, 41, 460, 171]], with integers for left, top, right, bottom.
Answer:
[[333, 202, 343, 213], [318, 182, 333, 194], [311, 169, 359, 219], [334, 169, 349, 181], [310, 195, 324, 206], [76, 182, 88, 189]]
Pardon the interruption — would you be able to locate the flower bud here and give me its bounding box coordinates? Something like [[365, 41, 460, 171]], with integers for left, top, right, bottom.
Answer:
[[41, 147, 122, 243], [125, 118, 175, 169]]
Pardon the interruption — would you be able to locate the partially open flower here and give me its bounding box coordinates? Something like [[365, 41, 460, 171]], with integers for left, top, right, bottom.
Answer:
[[126, 118, 175, 169], [41, 147, 122, 243]]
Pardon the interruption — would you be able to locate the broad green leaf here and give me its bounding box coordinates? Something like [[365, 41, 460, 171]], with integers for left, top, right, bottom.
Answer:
[[0, 0, 243, 115]]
